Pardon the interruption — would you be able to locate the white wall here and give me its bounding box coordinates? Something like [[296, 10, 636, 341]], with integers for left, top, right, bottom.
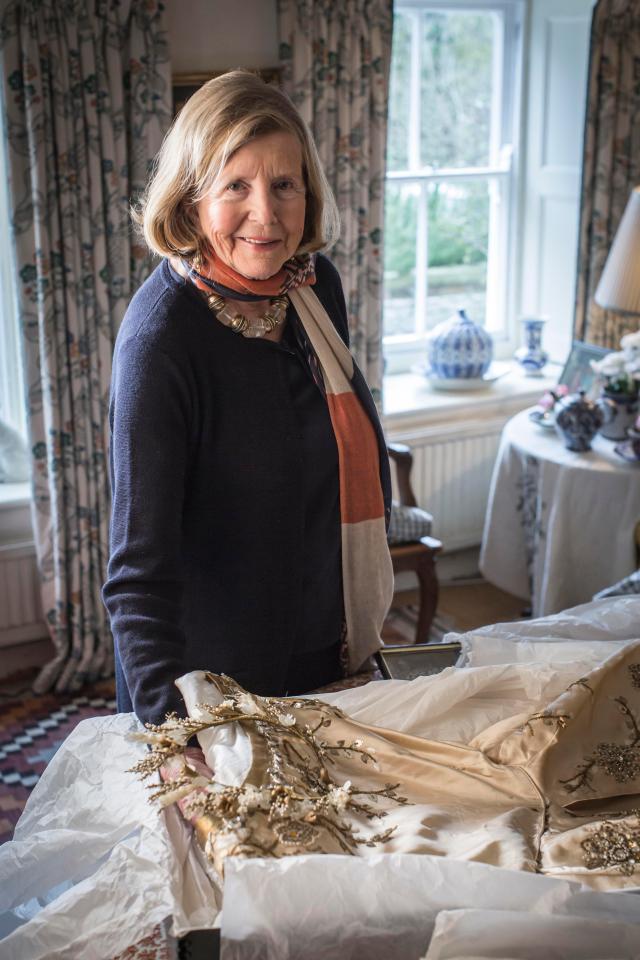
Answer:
[[166, 0, 279, 73]]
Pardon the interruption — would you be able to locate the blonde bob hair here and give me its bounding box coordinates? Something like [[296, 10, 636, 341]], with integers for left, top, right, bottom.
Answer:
[[136, 70, 340, 260]]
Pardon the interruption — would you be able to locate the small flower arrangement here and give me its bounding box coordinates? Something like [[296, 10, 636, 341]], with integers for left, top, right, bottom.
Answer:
[[590, 331, 640, 396], [529, 384, 569, 427], [538, 383, 570, 412]]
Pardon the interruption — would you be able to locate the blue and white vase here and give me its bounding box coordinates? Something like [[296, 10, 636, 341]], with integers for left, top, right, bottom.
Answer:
[[515, 317, 548, 376], [426, 309, 493, 380]]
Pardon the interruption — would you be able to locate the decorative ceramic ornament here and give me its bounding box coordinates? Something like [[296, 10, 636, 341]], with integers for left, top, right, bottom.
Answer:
[[426, 309, 493, 380], [515, 317, 548, 376], [554, 390, 614, 452], [598, 388, 639, 441]]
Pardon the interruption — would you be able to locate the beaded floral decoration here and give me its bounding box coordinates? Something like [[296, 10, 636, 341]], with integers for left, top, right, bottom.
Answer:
[[129, 674, 409, 862], [582, 815, 640, 876], [516, 663, 640, 795], [559, 692, 640, 793]]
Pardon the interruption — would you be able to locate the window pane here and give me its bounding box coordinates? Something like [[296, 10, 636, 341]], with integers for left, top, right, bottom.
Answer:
[[387, 11, 412, 171], [0, 114, 26, 436], [426, 180, 489, 329], [383, 181, 418, 336], [421, 11, 496, 169]]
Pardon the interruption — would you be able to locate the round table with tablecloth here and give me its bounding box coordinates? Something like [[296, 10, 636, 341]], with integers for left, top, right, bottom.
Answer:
[[479, 408, 640, 616]]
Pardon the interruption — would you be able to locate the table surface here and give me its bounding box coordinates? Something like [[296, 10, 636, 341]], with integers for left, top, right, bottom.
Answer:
[[505, 408, 638, 473]]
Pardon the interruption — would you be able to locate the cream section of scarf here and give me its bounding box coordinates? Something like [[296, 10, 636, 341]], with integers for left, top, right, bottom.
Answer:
[[289, 286, 393, 672]]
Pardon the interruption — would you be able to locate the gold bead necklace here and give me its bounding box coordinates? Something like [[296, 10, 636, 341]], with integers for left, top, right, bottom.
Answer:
[[205, 292, 289, 339]]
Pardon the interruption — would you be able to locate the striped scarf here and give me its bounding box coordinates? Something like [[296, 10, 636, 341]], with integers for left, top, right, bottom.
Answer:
[[190, 250, 316, 299], [289, 286, 394, 672]]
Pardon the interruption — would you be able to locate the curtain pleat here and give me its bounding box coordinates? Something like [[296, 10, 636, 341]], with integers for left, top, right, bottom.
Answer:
[[574, 0, 640, 347], [277, 0, 394, 402], [0, 0, 172, 692]]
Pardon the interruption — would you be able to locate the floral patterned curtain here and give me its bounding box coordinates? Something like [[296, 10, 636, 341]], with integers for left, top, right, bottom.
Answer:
[[574, 0, 640, 348], [0, 0, 171, 693], [277, 0, 393, 403]]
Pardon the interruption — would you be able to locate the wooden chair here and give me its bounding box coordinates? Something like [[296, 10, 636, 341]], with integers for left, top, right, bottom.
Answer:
[[387, 442, 443, 644]]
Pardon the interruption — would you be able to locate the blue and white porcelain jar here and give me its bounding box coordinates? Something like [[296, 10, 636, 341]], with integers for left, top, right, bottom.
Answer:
[[426, 309, 493, 380]]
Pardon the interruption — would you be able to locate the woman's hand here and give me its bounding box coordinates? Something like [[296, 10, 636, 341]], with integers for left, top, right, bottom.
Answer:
[[184, 745, 212, 777]]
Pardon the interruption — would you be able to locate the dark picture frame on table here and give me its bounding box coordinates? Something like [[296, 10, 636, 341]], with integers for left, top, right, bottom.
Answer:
[[558, 341, 608, 398], [172, 69, 282, 116], [376, 642, 462, 681]]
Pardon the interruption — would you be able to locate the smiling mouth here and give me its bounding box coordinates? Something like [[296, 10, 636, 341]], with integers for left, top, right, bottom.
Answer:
[[238, 237, 281, 247]]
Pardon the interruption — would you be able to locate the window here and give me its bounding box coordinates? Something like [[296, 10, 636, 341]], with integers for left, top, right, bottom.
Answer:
[[384, 0, 524, 373], [0, 84, 25, 439]]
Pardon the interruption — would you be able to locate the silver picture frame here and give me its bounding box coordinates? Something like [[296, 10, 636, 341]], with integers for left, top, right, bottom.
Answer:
[[376, 642, 462, 681], [558, 341, 608, 398]]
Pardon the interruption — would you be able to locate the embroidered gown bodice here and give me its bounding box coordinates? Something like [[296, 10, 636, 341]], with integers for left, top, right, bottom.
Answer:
[[138, 642, 640, 890]]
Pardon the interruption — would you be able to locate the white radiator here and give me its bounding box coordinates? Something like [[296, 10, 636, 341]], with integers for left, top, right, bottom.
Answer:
[[388, 417, 505, 551], [0, 541, 46, 646]]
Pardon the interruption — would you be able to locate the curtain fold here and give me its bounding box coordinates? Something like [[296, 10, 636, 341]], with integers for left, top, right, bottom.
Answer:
[[574, 0, 640, 347], [277, 0, 394, 402], [0, 0, 172, 692]]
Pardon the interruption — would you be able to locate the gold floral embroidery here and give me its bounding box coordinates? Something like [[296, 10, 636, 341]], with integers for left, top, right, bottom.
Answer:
[[560, 696, 640, 793], [273, 819, 321, 847], [567, 677, 594, 695], [628, 664, 640, 689], [129, 674, 410, 862], [582, 816, 640, 876], [592, 743, 640, 783]]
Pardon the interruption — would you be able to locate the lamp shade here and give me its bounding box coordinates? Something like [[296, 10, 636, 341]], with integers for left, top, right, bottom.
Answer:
[[594, 185, 640, 314]]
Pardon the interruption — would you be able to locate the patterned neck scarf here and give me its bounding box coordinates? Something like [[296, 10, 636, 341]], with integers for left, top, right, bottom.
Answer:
[[188, 248, 317, 301], [288, 286, 393, 673]]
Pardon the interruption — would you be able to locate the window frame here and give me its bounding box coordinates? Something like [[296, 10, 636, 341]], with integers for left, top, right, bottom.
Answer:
[[383, 0, 525, 374]]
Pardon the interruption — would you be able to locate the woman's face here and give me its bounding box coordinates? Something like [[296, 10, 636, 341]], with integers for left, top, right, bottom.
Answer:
[[197, 130, 307, 280]]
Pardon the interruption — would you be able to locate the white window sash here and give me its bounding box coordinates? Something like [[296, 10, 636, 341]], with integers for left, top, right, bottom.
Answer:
[[384, 0, 524, 360]]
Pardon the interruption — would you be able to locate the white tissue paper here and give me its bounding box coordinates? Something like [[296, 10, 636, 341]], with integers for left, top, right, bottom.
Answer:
[[453, 595, 640, 666], [220, 854, 640, 960], [0, 713, 218, 960], [423, 907, 640, 959]]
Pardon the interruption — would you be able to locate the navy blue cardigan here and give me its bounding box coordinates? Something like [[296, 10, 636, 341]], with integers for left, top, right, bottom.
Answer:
[[103, 255, 391, 725]]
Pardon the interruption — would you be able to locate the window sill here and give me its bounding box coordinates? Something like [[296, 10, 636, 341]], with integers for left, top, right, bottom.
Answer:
[[0, 480, 31, 509], [0, 482, 33, 549], [383, 362, 562, 429]]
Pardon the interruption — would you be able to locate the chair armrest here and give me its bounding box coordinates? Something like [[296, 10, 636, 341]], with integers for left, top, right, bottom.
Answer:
[[387, 443, 417, 507]]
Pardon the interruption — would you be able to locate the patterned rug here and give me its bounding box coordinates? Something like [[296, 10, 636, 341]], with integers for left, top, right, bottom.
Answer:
[[0, 671, 116, 845]]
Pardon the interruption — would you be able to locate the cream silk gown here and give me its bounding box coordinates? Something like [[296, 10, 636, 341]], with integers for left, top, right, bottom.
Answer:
[[150, 642, 640, 891]]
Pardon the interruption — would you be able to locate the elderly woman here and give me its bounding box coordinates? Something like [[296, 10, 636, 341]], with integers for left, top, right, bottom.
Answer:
[[103, 70, 393, 727]]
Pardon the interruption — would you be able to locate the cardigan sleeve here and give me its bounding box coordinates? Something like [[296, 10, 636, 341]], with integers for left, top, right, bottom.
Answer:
[[103, 329, 192, 725]]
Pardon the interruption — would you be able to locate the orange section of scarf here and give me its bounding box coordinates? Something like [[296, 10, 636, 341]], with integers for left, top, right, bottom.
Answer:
[[196, 248, 316, 297], [326, 392, 385, 525]]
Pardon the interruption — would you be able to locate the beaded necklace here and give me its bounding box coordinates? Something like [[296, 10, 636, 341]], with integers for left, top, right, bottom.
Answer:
[[203, 291, 289, 339], [183, 260, 289, 338]]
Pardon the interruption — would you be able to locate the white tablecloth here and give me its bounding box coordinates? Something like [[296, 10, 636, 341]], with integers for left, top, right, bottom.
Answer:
[[479, 408, 640, 616]]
